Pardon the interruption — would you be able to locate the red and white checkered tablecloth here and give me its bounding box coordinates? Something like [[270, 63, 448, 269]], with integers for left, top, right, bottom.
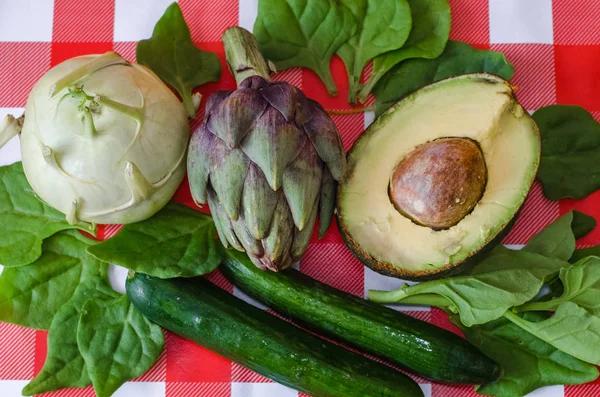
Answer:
[[1, 0, 600, 396]]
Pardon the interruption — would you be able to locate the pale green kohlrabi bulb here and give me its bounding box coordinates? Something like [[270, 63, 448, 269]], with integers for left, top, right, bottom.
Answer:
[[1, 52, 190, 225]]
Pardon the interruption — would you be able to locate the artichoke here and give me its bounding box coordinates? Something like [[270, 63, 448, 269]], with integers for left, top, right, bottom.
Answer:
[[187, 27, 346, 271]]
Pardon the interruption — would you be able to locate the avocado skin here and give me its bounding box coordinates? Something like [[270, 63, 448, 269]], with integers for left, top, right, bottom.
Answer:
[[338, 212, 520, 282]]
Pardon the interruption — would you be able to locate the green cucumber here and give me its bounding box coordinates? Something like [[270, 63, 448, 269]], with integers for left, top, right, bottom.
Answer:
[[126, 272, 424, 397], [221, 250, 503, 384]]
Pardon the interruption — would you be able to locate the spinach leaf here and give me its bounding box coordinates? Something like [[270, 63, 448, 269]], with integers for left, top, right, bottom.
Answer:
[[254, 0, 357, 96], [336, 0, 412, 104], [0, 162, 95, 267], [87, 203, 223, 278], [462, 313, 598, 397], [0, 230, 107, 329], [504, 303, 600, 365], [572, 246, 600, 263], [533, 105, 600, 200], [370, 267, 543, 327], [571, 210, 597, 240], [136, 2, 221, 118], [373, 41, 514, 116], [77, 294, 164, 397], [523, 211, 577, 260], [22, 277, 118, 396], [358, 0, 451, 103], [518, 256, 600, 315], [468, 245, 568, 282]]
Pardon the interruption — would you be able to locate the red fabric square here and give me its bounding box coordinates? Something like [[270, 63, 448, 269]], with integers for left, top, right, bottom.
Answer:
[[491, 44, 555, 110], [34, 330, 47, 376], [565, 384, 600, 395], [430, 308, 464, 338], [180, 0, 239, 43], [503, 183, 559, 245], [166, 382, 231, 397], [38, 386, 96, 397], [554, 0, 600, 45], [52, 0, 114, 42], [432, 383, 479, 397], [0, 324, 35, 380], [299, 243, 364, 296], [555, 44, 600, 111], [448, 0, 489, 44], [0, 42, 51, 107], [560, 193, 600, 247], [301, 56, 354, 111], [51, 42, 114, 66], [330, 113, 365, 152], [166, 332, 232, 383]]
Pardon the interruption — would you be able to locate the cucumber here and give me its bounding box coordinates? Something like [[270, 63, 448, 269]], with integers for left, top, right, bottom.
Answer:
[[221, 250, 503, 384], [126, 272, 424, 397]]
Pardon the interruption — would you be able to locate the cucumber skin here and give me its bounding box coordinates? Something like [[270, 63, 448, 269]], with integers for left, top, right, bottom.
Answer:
[[221, 251, 503, 384], [126, 273, 424, 397]]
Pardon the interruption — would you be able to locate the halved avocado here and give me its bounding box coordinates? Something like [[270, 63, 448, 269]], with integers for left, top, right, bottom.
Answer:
[[337, 73, 541, 281]]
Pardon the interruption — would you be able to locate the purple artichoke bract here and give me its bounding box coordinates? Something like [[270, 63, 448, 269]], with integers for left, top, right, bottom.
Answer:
[[188, 75, 345, 271]]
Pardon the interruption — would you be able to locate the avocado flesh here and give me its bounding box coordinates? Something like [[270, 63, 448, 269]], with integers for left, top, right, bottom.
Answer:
[[338, 74, 541, 279]]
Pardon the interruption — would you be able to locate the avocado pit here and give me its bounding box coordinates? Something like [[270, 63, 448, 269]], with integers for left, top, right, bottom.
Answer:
[[389, 137, 487, 230]]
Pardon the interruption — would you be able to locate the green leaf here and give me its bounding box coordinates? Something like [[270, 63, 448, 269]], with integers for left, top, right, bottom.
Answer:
[[0, 230, 107, 330], [22, 277, 118, 396], [533, 105, 600, 200], [523, 211, 576, 261], [136, 2, 221, 118], [87, 202, 223, 278], [336, 0, 412, 104], [572, 245, 600, 263], [370, 267, 543, 327], [468, 245, 569, 282], [518, 256, 600, 315], [0, 162, 94, 267], [504, 303, 600, 365], [77, 294, 164, 397], [358, 0, 451, 103], [571, 210, 597, 240], [462, 313, 598, 397], [254, 0, 357, 96], [373, 41, 514, 116]]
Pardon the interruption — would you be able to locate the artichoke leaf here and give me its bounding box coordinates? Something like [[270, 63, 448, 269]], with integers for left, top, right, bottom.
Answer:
[[207, 186, 244, 251], [260, 83, 308, 124], [292, 200, 319, 259], [262, 194, 295, 270], [318, 167, 337, 238], [282, 140, 324, 231], [210, 140, 250, 221], [303, 100, 346, 181], [208, 88, 267, 148], [188, 124, 215, 206], [242, 164, 280, 240], [240, 106, 305, 191]]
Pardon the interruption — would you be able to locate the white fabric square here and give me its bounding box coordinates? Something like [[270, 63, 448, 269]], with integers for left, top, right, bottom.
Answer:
[[364, 267, 430, 311], [419, 384, 432, 397], [114, 0, 177, 42], [232, 382, 298, 397], [0, 0, 53, 42], [525, 385, 564, 397], [0, 108, 24, 166], [239, 0, 259, 32], [234, 286, 269, 310], [489, 0, 554, 44], [112, 382, 166, 397], [0, 381, 29, 397], [364, 111, 376, 129]]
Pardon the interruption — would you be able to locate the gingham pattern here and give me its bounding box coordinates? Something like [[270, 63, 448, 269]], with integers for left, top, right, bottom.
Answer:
[[0, 0, 599, 396]]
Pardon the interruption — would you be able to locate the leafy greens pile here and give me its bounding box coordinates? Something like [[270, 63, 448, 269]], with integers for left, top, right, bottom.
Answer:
[[253, 0, 513, 111], [370, 211, 600, 396]]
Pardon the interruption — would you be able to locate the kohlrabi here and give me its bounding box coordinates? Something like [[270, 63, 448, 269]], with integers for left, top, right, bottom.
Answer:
[[0, 52, 190, 225]]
